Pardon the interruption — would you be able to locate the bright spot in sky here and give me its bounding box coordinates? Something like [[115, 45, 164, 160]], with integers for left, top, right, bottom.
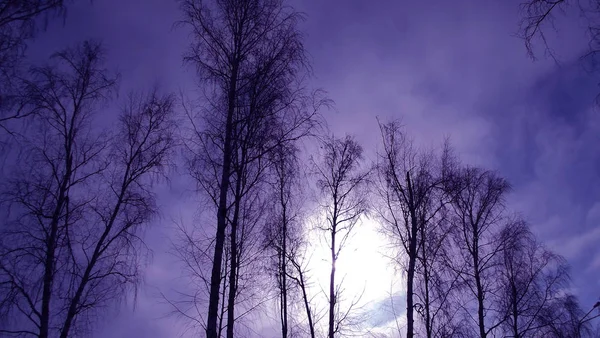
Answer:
[[306, 216, 405, 333]]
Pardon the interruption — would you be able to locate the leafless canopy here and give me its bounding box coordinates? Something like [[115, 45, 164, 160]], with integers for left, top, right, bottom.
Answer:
[[177, 0, 324, 337], [0, 0, 68, 125], [0, 41, 175, 338], [312, 134, 370, 338]]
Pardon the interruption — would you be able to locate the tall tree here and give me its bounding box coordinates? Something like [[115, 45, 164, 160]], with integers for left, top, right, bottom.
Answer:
[[496, 221, 572, 338], [263, 142, 318, 338], [376, 121, 454, 338], [286, 244, 318, 338], [264, 143, 299, 338], [449, 167, 512, 338], [58, 88, 175, 338], [0, 41, 116, 338], [313, 135, 369, 338], [179, 0, 321, 336], [0, 41, 175, 338]]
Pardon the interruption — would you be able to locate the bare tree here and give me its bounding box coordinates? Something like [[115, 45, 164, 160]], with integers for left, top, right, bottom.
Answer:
[[375, 121, 456, 338], [518, 0, 570, 59], [536, 293, 598, 337], [0, 40, 116, 338], [263, 143, 299, 337], [495, 220, 574, 338], [518, 0, 600, 64], [59, 88, 175, 338], [448, 167, 513, 338], [286, 245, 318, 338], [0, 0, 68, 126], [178, 0, 323, 336], [312, 135, 369, 338], [263, 142, 321, 338], [414, 202, 466, 338], [0, 41, 175, 338]]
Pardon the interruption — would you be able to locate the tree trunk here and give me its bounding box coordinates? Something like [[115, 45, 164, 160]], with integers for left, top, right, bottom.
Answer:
[[60, 173, 130, 338], [299, 274, 315, 338], [511, 282, 519, 338], [226, 173, 243, 338], [206, 61, 238, 338], [40, 218, 58, 338], [423, 247, 432, 338], [40, 147, 74, 338], [406, 172, 417, 338], [290, 255, 315, 338], [281, 196, 288, 338], [218, 249, 228, 338], [406, 238, 416, 338], [328, 217, 337, 338], [473, 244, 486, 338]]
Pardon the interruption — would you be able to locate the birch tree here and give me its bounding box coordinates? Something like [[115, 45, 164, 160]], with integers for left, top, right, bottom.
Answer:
[[179, 0, 321, 336], [0, 41, 175, 338], [313, 135, 369, 338]]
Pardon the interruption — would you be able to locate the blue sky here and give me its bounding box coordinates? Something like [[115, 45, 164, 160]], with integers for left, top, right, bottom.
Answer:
[[24, 0, 600, 336]]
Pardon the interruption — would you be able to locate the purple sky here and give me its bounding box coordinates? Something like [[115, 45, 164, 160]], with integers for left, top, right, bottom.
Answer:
[[25, 0, 600, 336]]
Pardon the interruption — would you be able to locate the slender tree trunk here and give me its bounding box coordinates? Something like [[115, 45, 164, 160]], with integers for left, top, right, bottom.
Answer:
[[40, 218, 58, 338], [207, 61, 239, 338], [473, 243, 486, 338], [424, 278, 432, 338], [328, 210, 338, 338], [60, 170, 130, 338], [299, 275, 315, 338], [226, 173, 243, 338], [40, 145, 74, 338], [281, 196, 288, 338], [290, 255, 315, 338], [511, 282, 519, 338], [423, 247, 433, 338], [406, 237, 416, 338], [218, 249, 229, 338], [406, 172, 417, 338], [225, 219, 238, 338]]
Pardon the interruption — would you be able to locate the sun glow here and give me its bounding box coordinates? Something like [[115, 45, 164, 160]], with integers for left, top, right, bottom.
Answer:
[[305, 216, 405, 333]]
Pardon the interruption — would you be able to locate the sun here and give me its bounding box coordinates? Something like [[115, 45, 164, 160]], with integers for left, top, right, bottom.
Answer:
[[305, 216, 404, 332]]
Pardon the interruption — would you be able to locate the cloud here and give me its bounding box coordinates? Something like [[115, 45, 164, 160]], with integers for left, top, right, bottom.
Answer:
[[560, 227, 600, 260], [20, 0, 600, 336], [364, 293, 406, 329]]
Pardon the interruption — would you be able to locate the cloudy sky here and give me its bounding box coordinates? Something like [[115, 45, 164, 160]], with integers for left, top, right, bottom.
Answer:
[[25, 0, 600, 336]]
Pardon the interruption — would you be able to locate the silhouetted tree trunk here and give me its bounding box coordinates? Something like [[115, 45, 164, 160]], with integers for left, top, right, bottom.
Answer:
[[263, 143, 300, 337], [287, 250, 316, 338], [264, 142, 318, 338], [415, 202, 460, 338], [226, 159, 244, 338]]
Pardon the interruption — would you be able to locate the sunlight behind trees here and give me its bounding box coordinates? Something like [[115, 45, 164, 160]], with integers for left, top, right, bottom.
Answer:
[[307, 216, 403, 334], [0, 0, 599, 337]]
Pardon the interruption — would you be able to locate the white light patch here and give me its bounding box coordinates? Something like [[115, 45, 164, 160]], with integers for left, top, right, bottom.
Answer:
[[306, 216, 405, 334]]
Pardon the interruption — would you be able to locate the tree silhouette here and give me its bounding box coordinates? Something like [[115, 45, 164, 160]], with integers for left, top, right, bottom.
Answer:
[[376, 121, 454, 338], [0, 0, 68, 128], [0, 41, 175, 338], [178, 0, 322, 336], [312, 135, 369, 338]]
